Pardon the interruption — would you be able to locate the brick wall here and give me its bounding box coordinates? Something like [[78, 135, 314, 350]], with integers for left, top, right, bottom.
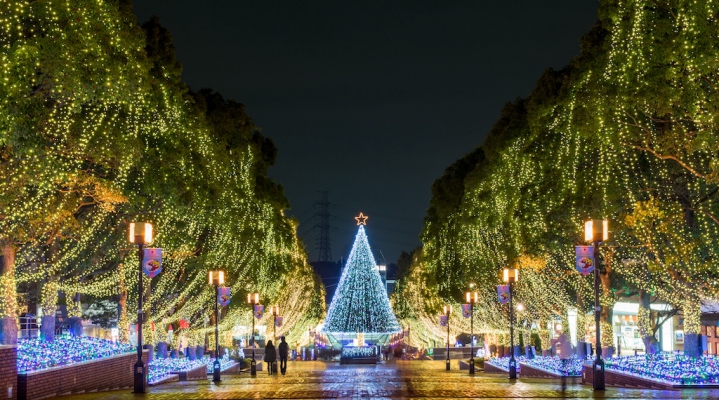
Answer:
[[581, 363, 674, 389], [171, 363, 207, 381], [483, 362, 509, 374], [18, 350, 148, 400], [0, 345, 17, 400], [519, 363, 561, 379]]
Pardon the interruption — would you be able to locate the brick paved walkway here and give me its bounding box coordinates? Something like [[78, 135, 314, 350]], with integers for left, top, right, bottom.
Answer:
[[71, 360, 719, 399]]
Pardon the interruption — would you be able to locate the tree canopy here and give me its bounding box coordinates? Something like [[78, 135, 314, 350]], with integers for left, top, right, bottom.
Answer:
[[392, 0, 719, 352], [0, 0, 323, 346]]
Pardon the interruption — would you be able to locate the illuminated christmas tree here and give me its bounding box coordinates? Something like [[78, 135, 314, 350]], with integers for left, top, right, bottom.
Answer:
[[323, 214, 401, 335]]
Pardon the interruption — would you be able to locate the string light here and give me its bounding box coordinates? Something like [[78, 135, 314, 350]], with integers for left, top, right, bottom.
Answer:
[[17, 335, 133, 373], [391, 0, 719, 354], [323, 224, 401, 335], [0, 0, 324, 349]]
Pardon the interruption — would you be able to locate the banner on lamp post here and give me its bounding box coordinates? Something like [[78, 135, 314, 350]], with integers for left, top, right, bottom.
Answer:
[[575, 245, 594, 276], [440, 315, 448, 327], [142, 248, 163, 278], [462, 304, 472, 318], [497, 285, 510, 304], [275, 316, 283, 327], [218, 287, 231, 307], [254, 304, 264, 319]]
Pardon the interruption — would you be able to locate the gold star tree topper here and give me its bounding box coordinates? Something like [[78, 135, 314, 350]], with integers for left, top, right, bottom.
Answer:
[[355, 212, 368, 226]]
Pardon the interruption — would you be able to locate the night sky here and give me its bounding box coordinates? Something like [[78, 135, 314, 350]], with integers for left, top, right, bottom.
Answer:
[[132, 1, 599, 265]]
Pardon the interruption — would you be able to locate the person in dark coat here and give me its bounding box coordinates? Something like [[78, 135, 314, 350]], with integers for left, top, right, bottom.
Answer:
[[264, 340, 277, 375], [278, 336, 289, 375]]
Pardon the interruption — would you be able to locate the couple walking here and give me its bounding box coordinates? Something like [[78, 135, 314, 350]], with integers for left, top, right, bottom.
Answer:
[[264, 336, 289, 375]]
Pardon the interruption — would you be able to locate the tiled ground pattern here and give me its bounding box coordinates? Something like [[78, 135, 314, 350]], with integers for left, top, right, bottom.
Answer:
[[69, 360, 719, 399]]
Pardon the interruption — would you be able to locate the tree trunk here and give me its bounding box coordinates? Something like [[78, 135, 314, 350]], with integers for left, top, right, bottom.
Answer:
[[638, 289, 659, 354], [40, 279, 59, 342], [683, 295, 702, 358], [0, 239, 18, 344], [67, 293, 83, 336]]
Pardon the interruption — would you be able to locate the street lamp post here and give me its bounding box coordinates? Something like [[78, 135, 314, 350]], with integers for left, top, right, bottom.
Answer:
[[246, 292, 260, 376], [444, 305, 452, 370], [129, 222, 153, 394], [503, 268, 519, 379], [465, 288, 478, 374], [585, 219, 608, 390], [209, 270, 225, 383], [271, 305, 279, 342]]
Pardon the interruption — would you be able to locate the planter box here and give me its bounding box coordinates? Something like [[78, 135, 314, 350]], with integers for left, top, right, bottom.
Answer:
[[340, 357, 377, 364], [221, 362, 241, 374], [17, 350, 147, 400], [483, 362, 509, 374], [581, 363, 696, 389], [0, 345, 17, 400], [170, 363, 207, 381], [519, 363, 581, 381], [149, 374, 178, 386]]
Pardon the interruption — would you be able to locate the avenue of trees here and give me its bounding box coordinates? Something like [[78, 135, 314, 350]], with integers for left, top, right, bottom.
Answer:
[[0, 1, 324, 347], [392, 0, 719, 357]]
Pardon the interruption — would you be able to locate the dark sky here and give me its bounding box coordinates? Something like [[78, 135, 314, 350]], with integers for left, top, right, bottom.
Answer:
[[133, 1, 599, 265]]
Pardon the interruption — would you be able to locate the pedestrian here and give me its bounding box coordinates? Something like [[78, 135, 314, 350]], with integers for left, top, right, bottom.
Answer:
[[264, 340, 277, 375], [278, 336, 289, 375]]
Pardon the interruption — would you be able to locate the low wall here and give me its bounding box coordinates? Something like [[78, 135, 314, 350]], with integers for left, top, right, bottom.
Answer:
[[242, 348, 264, 360], [171, 363, 207, 381], [18, 350, 148, 400], [519, 363, 582, 382], [432, 348, 473, 360], [483, 362, 508, 374], [0, 345, 17, 400], [520, 363, 561, 379], [581, 363, 674, 390], [340, 357, 377, 365], [221, 362, 241, 374]]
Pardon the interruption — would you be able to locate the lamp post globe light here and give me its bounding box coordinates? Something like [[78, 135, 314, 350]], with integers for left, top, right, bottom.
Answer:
[[444, 305, 452, 371], [465, 287, 478, 375], [246, 292, 260, 375], [502, 268, 519, 379], [585, 219, 609, 390], [128, 222, 153, 394], [208, 270, 225, 383]]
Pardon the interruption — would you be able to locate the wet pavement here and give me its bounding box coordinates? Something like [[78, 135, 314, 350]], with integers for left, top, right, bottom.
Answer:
[[72, 360, 719, 399]]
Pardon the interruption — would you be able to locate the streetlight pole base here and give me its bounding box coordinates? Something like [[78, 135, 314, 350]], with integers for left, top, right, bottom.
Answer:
[[213, 360, 221, 382], [593, 358, 605, 390], [469, 357, 475, 375], [133, 361, 148, 393], [250, 358, 257, 376], [509, 357, 517, 379], [446, 358, 450, 370]]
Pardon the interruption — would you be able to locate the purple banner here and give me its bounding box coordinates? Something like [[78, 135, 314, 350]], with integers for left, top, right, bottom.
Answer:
[[575, 245, 594, 276], [440, 315, 448, 327], [142, 248, 162, 278], [275, 316, 283, 327], [218, 287, 231, 307], [497, 285, 510, 304], [254, 304, 264, 319], [462, 303, 472, 318]]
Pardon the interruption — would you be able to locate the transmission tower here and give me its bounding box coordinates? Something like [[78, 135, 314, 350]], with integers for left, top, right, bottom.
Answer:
[[314, 191, 334, 262]]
